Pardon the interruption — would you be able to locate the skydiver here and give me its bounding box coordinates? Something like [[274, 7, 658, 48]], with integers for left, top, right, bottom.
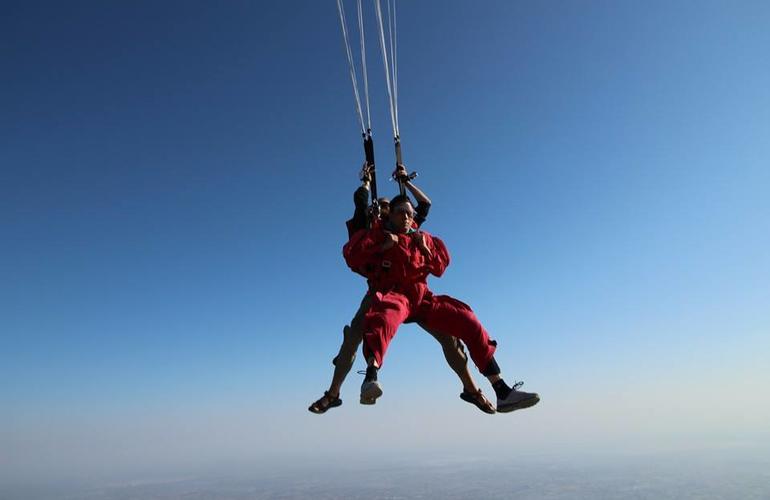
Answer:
[[308, 163, 495, 414], [344, 195, 541, 413]]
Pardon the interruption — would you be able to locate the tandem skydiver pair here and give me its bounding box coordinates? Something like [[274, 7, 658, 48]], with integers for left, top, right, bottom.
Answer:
[[308, 163, 540, 415]]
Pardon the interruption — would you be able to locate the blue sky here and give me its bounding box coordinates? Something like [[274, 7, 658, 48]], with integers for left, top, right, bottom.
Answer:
[[2, 0, 770, 484]]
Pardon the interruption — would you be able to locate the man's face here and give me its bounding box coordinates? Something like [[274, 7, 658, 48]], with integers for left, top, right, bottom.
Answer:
[[379, 201, 390, 218], [388, 201, 415, 234]]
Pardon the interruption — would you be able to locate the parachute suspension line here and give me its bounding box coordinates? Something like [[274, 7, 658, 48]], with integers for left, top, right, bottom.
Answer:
[[374, 0, 398, 139], [338, 0, 379, 205], [387, 0, 406, 196], [357, 0, 378, 205], [387, 0, 398, 137], [357, 0, 371, 131], [336, 0, 365, 134], [375, 0, 408, 196]]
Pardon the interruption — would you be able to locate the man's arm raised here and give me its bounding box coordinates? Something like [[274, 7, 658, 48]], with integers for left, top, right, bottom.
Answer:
[[395, 163, 431, 226]]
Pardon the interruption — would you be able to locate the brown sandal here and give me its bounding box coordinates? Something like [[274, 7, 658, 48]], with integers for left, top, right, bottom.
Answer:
[[308, 391, 342, 414], [460, 388, 496, 414]]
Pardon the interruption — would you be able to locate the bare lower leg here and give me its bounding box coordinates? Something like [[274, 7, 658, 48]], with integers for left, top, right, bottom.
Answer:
[[327, 382, 342, 398], [327, 357, 356, 397], [442, 344, 477, 392], [430, 331, 477, 392], [326, 327, 362, 397], [458, 366, 479, 392]]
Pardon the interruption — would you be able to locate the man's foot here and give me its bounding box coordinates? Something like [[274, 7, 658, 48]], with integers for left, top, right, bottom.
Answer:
[[460, 388, 496, 414], [360, 380, 383, 404], [308, 391, 342, 414], [497, 385, 540, 413], [360, 365, 382, 405]]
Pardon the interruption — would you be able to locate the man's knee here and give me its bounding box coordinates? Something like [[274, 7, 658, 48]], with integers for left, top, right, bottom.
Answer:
[[334, 325, 362, 366], [433, 330, 462, 350], [344, 323, 363, 343], [444, 336, 467, 359], [428, 330, 468, 369]]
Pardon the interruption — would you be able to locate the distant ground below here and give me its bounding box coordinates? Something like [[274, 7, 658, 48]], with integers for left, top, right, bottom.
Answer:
[[4, 449, 769, 499]]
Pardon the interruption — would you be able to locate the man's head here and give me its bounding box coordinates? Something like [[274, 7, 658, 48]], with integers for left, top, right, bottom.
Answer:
[[377, 197, 390, 218], [387, 194, 416, 234]]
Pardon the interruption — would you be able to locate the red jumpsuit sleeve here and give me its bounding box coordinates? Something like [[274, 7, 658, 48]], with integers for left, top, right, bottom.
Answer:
[[422, 232, 450, 277], [343, 227, 384, 273]]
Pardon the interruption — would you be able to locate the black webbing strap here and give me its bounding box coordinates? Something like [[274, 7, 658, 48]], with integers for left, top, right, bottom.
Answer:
[[394, 136, 405, 196], [363, 129, 378, 205], [392, 136, 417, 196]]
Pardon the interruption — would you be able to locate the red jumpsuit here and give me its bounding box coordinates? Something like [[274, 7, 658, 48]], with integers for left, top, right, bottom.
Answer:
[[343, 224, 497, 372]]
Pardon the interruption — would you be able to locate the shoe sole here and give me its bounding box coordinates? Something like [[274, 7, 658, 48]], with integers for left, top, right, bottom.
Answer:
[[497, 395, 540, 413], [459, 392, 496, 414], [360, 382, 383, 405]]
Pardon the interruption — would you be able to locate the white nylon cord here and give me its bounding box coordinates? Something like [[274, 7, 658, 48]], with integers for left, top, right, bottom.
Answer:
[[374, 0, 398, 138], [389, 0, 399, 137], [337, 0, 365, 133], [357, 0, 371, 130]]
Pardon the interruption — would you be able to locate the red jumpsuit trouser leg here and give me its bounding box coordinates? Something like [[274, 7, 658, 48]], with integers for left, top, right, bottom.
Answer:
[[417, 294, 497, 374], [361, 291, 413, 367]]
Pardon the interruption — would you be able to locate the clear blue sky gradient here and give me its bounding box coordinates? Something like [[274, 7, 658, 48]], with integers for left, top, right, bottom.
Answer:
[[2, 0, 769, 482]]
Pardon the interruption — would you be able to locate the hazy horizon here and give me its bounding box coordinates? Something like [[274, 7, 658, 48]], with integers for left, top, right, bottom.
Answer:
[[4, 446, 770, 499]]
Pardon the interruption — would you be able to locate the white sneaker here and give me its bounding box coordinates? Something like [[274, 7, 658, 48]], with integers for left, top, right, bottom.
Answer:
[[497, 386, 540, 413], [360, 380, 383, 405]]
